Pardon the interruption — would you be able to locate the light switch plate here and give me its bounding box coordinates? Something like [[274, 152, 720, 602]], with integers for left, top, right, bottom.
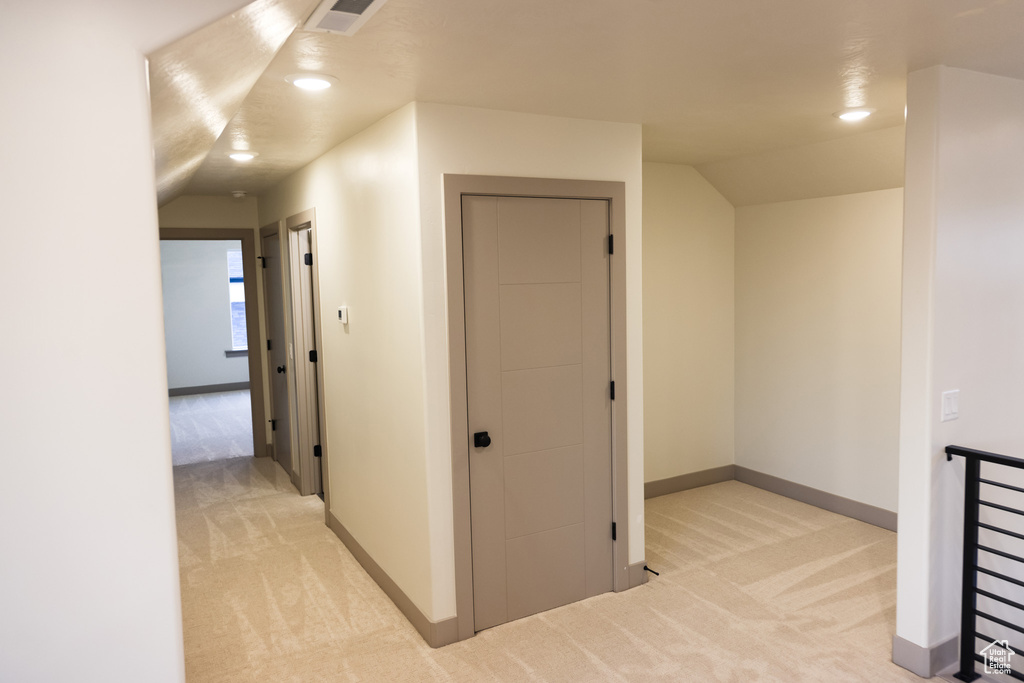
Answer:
[[338, 306, 348, 324], [941, 390, 959, 422]]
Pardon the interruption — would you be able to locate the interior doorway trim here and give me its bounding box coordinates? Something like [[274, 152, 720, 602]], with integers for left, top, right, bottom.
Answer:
[[285, 209, 330, 507], [159, 227, 267, 459], [257, 212, 330, 504], [443, 174, 630, 643]]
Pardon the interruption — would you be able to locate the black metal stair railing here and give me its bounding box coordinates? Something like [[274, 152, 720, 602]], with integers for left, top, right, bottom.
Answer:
[[948, 445, 1024, 682]]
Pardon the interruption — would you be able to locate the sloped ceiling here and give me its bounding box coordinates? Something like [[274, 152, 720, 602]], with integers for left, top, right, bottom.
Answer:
[[151, 0, 1024, 203], [149, 0, 319, 204], [696, 125, 906, 207]]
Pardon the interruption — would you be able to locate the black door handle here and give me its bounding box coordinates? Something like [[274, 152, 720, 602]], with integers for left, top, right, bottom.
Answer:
[[277, 365, 286, 373], [473, 431, 491, 448]]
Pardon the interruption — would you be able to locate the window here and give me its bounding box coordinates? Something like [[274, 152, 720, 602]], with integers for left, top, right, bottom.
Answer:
[[227, 249, 247, 350]]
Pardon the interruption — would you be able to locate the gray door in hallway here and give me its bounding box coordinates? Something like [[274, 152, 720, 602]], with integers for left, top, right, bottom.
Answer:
[[463, 195, 614, 631], [288, 226, 323, 497], [262, 230, 293, 477]]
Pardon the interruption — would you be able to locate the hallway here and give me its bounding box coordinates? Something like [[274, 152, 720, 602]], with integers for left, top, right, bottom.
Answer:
[[174, 457, 920, 681]]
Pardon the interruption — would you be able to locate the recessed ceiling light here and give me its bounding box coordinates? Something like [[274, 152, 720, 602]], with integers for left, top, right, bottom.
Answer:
[[285, 73, 339, 91], [834, 108, 876, 122], [229, 152, 257, 161]]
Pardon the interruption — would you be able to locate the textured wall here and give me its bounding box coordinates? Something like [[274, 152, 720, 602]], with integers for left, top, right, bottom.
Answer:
[[0, 3, 202, 680], [735, 189, 904, 512], [642, 163, 735, 482], [258, 104, 436, 619], [160, 240, 249, 389], [897, 66, 1024, 653]]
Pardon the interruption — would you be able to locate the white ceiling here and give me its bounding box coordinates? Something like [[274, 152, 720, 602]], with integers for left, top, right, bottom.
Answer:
[[152, 0, 1024, 202]]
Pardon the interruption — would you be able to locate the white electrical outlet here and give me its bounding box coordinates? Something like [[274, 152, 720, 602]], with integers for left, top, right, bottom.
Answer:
[[941, 390, 959, 422]]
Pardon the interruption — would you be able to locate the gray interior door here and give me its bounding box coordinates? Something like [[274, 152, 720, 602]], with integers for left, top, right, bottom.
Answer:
[[262, 231, 293, 477], [290, 227, 323, 496], [463, 195, 614, 632]]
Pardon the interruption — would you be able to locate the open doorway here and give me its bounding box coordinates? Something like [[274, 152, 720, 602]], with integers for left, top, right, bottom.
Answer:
[[159, 228, 268, 466], [161, 239, 252, 465]]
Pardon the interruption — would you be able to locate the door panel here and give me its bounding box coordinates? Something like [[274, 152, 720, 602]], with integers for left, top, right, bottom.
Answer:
[[500, 365, 583, 456], [464, 196, 507, 630], [300, 229, 323, 496], [580, 199, 615, 597], [504, 445, 584, 539], [498, 284, 582, 371], [505, 524, 586, 622], [289, 227, 323, 496], [262, 232, 293, 476], [496, 198, 581, 284], [465, 195, 613, 632]]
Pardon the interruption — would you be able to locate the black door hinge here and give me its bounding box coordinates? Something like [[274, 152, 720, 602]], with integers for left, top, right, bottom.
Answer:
[[610, 381, 615, 400], [314, 445, 322, 458], [309, 349, 317, 363], [269, 419, 276, 431], [608, 234, 614, 255], [612, 522, 617, 541], [304, 253, 313, 266], [267, 339, 272, 351]]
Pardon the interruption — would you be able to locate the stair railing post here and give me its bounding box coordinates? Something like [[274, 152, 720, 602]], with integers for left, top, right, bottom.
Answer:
[[955, 454, 982, 682]]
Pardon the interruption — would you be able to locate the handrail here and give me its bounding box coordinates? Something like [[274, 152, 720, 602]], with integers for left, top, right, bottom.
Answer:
[[947, 445, 1024, 469], [948, 444, 1024, 682]]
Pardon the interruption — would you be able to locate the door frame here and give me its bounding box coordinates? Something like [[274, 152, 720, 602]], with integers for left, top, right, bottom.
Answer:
[[158, 227, 267, 459], [258, 211, 330, 503], [443, 175, 629, 642]]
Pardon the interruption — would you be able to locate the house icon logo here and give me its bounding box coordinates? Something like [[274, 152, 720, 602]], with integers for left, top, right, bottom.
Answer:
[[981, 639, 1014, 675]]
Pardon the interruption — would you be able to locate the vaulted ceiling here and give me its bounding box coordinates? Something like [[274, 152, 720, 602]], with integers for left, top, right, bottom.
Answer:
[[150, 0, 1024, 205]]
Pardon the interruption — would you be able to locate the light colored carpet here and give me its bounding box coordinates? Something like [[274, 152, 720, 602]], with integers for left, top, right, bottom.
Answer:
[[170, 390, 254, 466], [175, 457, 923, 681]]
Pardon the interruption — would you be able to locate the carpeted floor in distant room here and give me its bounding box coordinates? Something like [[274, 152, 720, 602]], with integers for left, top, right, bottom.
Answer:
[[169, 390, 253, 466]]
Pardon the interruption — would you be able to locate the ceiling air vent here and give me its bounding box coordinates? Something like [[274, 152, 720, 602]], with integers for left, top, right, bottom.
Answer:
[[304, 0, 389, 36]]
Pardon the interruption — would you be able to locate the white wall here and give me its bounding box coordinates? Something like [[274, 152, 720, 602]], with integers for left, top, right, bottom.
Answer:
[[415, 103, 645, 616], [160, 240, 249, 389], [642, 163, 735, 482], [735, 189, 904, 512], [896, 66, 1024, 654], [258, 104, 437, 618], [159, 195, 259, 228], [0, 4, 187, 681]]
